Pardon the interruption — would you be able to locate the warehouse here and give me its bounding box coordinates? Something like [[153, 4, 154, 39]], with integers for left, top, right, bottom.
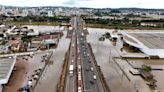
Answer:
[[122, 32, 164, 58], [0, 56, 16, 92]]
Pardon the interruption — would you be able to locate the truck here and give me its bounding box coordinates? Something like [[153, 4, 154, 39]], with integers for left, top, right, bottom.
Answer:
[[69, 65, 74, 76]]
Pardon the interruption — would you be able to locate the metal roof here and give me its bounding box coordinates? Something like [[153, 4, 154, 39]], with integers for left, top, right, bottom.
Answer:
[[0, 57, 16, 84], [128, 33, 164, 49]]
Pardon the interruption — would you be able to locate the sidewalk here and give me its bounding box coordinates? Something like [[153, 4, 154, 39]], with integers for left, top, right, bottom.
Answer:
[[114, 58, 151, 92]]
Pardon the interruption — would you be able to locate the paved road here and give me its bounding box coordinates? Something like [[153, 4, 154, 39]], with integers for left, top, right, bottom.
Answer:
[[65, 29, 77, 92], [64, 16, 105, 92], [74, 16, 105, 92], [65, 19, 77, 92]]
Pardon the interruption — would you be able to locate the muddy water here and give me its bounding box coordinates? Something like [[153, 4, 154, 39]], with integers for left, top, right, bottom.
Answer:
[[87, 28, 136, 92], [29, 26, 70, 92]]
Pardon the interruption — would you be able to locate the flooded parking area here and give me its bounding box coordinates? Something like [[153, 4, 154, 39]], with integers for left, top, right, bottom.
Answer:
[[127, 58, 164, 92], [2, 25, 70, 92], [3, 52, 50, 92], [87, 28, 136, 92]]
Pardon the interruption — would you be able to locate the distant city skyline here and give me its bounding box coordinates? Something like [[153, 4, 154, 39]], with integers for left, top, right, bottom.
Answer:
[[0, 0, 164, 9]]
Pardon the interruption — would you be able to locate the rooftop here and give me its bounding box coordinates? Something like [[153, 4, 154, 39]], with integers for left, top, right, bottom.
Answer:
[[0, 57, 16, 84], [127, 32, 164, 49]]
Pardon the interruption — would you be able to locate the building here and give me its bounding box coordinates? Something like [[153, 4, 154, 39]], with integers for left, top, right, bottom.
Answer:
[[122, 32, 164, 58], [0, 56, 16, 92], [42, 39, 58, 45], [27, 43, 39, 51], [47, 11, 54, 17], [0, 43, 11, 54]]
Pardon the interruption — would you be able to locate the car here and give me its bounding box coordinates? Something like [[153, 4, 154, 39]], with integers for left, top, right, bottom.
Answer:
[[8, 56, 13, 59], [69, 71, 73, 77], [90, 80, 94, 84], [91, 67, 93, 71], [78, 87, 82, 92], [78, 65, 81, 70], [93, 75, 96, 80], [85, 68, 89, 71]]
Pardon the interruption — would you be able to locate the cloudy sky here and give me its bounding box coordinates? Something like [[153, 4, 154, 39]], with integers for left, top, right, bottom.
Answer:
[[0, 0, 164, 9]]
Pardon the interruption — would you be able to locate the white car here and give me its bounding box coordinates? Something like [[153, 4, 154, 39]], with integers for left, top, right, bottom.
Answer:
[[93, 75, 96, 80], [91, 67, 94, 71]]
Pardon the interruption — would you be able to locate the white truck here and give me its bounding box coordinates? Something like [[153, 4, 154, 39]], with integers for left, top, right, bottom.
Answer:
[[69, 65, 74, 76]]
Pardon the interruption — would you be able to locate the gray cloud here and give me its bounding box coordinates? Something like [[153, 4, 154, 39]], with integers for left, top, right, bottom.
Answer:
[[63, 0, 93, 5]]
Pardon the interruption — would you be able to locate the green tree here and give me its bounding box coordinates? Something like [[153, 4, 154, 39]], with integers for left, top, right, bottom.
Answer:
[[142, 65, 152, 72]]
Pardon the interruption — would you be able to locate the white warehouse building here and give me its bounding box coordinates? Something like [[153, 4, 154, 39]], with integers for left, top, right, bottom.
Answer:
[[122, 32, 164, 58], [0, 56, 16, 92]]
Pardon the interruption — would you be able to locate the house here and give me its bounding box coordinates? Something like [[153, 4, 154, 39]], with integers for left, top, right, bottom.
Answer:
[[19, 43, 27, 52], [31, 37, 43, 44], [10, 43, 20, 52], [0, 43, 11, 54], [39, 44, 47, 50], [27, 43, 40, 51], [42, 39, 58, 45], [27, 30, 39, 36]]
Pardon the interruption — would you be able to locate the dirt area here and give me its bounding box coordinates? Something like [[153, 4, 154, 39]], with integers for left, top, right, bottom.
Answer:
[[3, 59, 28, 92]]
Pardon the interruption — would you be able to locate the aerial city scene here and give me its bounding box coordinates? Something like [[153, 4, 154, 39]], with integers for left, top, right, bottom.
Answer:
[[0, 0, 164, 92]]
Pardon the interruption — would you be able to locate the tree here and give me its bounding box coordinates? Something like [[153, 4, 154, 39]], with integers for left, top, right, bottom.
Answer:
[[110, 9, 121, 13], [142, 65, 152, 72]]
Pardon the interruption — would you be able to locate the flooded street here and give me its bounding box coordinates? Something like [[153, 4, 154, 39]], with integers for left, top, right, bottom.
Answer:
[[87, 28, 136, 92], [26, 25, 64, 33], [23, 26, 70, 92], [33, 31, 70, 92], [15, 25, 163, 92]]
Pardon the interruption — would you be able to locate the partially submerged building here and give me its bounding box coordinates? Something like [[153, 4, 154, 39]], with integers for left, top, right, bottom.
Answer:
[[122, 32, 164, 58]]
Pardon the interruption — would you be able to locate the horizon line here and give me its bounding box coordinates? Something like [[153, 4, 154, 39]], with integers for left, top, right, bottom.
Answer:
[[1, 4, 164, 10]]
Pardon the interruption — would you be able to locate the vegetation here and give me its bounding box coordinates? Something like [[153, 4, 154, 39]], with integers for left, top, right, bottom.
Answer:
[[21, 36, 32, 43], [6, 21, 61, 26], [84, 17, 164, 30], [1, 16, 70, 26], [99, 37, 105, 41], [110, 9, 121, 13], [2, 14, 164, 30], [142, 65, 152, 72], [86, 23, 164, 30], [14, 16, 70, 22], [104, 32, 111, 38]]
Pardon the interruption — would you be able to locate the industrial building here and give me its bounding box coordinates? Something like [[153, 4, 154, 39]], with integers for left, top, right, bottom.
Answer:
[[0, 56, 16, 92], [122, 32, 164, 58]]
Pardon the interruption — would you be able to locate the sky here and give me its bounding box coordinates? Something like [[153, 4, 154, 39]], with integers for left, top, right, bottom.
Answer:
[[0, 0, 164, 9]]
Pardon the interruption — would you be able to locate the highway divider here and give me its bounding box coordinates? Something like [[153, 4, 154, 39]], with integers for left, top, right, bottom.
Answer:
[[56, 43, 71, 92], [88, 43, 111, 92]]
